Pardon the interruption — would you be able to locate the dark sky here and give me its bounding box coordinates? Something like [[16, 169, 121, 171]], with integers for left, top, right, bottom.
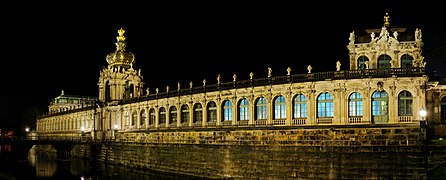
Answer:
[[1, 2, 445, 129]]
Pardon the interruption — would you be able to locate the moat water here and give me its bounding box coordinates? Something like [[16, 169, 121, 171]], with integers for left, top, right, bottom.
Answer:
[[0, 144, 445, 179], [0, 144, 202, 180]]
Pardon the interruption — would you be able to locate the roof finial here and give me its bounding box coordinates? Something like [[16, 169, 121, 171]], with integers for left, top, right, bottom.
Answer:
[[117, 27, 126, 42], [61, 89, 65, 95], [383, 13, 390, 27]]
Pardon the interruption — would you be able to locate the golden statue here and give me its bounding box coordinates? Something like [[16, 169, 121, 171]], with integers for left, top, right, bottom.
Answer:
[[383, 13, 390, 27], [117, 27, 126, 41]]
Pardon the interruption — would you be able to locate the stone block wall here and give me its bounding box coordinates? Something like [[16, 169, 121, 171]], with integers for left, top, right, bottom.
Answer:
[[70, 125, 429, 179]]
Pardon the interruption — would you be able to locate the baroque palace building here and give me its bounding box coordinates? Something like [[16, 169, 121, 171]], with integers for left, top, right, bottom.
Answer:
[[36, 14, 446, 140]]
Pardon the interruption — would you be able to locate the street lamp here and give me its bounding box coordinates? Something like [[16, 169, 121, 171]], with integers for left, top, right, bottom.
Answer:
[[80, 126, 85, 137], [25, 127, 29, 133], [420, 108, 427, 120], [113, 124, 119, 140], [420, 107, 427, 128]]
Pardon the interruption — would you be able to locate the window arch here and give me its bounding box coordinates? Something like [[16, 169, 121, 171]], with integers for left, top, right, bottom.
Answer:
[[181, 105, 189, 124], [223, 100, 233, 121], [159, 107, 166, 124], [131, 111, 137, 126], [293, 94, 307, 118], [441, 97, 446, 124], [193, 103, 203, 123], [149, 108, 156, 125], [239, 98, 250, 121], [400, 54, 414, 68], [349, 92, 363, 116], [357, 55, 369, 70], [398, 91, 413, 116], [378, 54, 392, 69], [255, 97, 267, 120], [140, 109, 146, 127], [317, 92, 334, 117], [274, 95, 286, 119], [207, 101, 217, 122], [169, 106, 177, 124]]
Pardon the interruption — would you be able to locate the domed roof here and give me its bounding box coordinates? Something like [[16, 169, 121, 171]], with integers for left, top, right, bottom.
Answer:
[[106, 27, 135, 68]]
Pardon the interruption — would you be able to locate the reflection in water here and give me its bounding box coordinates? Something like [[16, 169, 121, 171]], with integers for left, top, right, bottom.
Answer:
[[0, 144, 202, 179], [29, 146, 57, 178]]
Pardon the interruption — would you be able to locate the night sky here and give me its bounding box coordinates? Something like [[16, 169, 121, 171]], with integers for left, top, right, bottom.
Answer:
[[1, 2, 445, 131]]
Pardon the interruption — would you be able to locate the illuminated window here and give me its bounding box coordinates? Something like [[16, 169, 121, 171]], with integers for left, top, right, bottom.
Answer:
[[400, 54, 414, 68], [181, 105, 189, 123], [274, 95, 286, 119], [132, 111, 137, 126], [193, 103, 202, 123], [256, 97, 267, 120], [207, 101, 217, 122], [159, 107, 166, 124], [349, 92, 363, 116], [170, 106, 177, 124], [357, 56, 369, 70], [239, 98, 250, 120], [140, 109, 146, 126], [372, 91, 388, 116], [378, 54, 392, 69], [317, 92, 333, 117], [293, 94, 307, 118], [398, 91, 413, 116], [124, 111, 130, 127], [223, 100, 233, 121], [149, 108, 156, 125]]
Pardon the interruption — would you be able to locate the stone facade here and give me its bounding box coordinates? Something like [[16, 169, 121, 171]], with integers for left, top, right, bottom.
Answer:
[[38, 18, 445, 139], [36, 13, 446, 140], [33, 13, 446, 179]]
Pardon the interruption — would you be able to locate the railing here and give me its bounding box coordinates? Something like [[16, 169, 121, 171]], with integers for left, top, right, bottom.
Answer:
[[349, 117, 364, 124], [399, 116, 413, 123], [117, 68, 425, 105]]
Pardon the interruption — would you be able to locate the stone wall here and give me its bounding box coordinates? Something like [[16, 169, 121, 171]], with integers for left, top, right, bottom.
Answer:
[[116, 124, 425, 146], [70, 125, 430, 179]]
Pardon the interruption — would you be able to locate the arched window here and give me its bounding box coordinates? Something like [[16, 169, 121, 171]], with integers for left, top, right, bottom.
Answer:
[[149, 108, 156, 125], [357, 55, 369, 70], [255, 97, 267, 120], [140, 109, 146, 126], [441, 97, 446, 124], [223, 100, 233, 121], [398, 91, 413, 116], [170, 106, 177, 124], [132, 111, 137, 126], [400, 54, 414, 68], [372, 90, 389, 124], [239, 98, 250, 121], [293, 94, 307, 118], [181, 105, 189, 124], [193, 103, 202, 123], [317, 92, 334, 117], [349, 92, 363, 116], [274, 95, 286, 119], [159, 107, 166, 124], [124, 111, 130, 127], [207, 101, 217, 122], [378, 54, 392, 69]]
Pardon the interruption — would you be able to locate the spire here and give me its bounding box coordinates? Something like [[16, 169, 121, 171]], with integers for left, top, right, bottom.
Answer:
[[383, 12, 390, 27]]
